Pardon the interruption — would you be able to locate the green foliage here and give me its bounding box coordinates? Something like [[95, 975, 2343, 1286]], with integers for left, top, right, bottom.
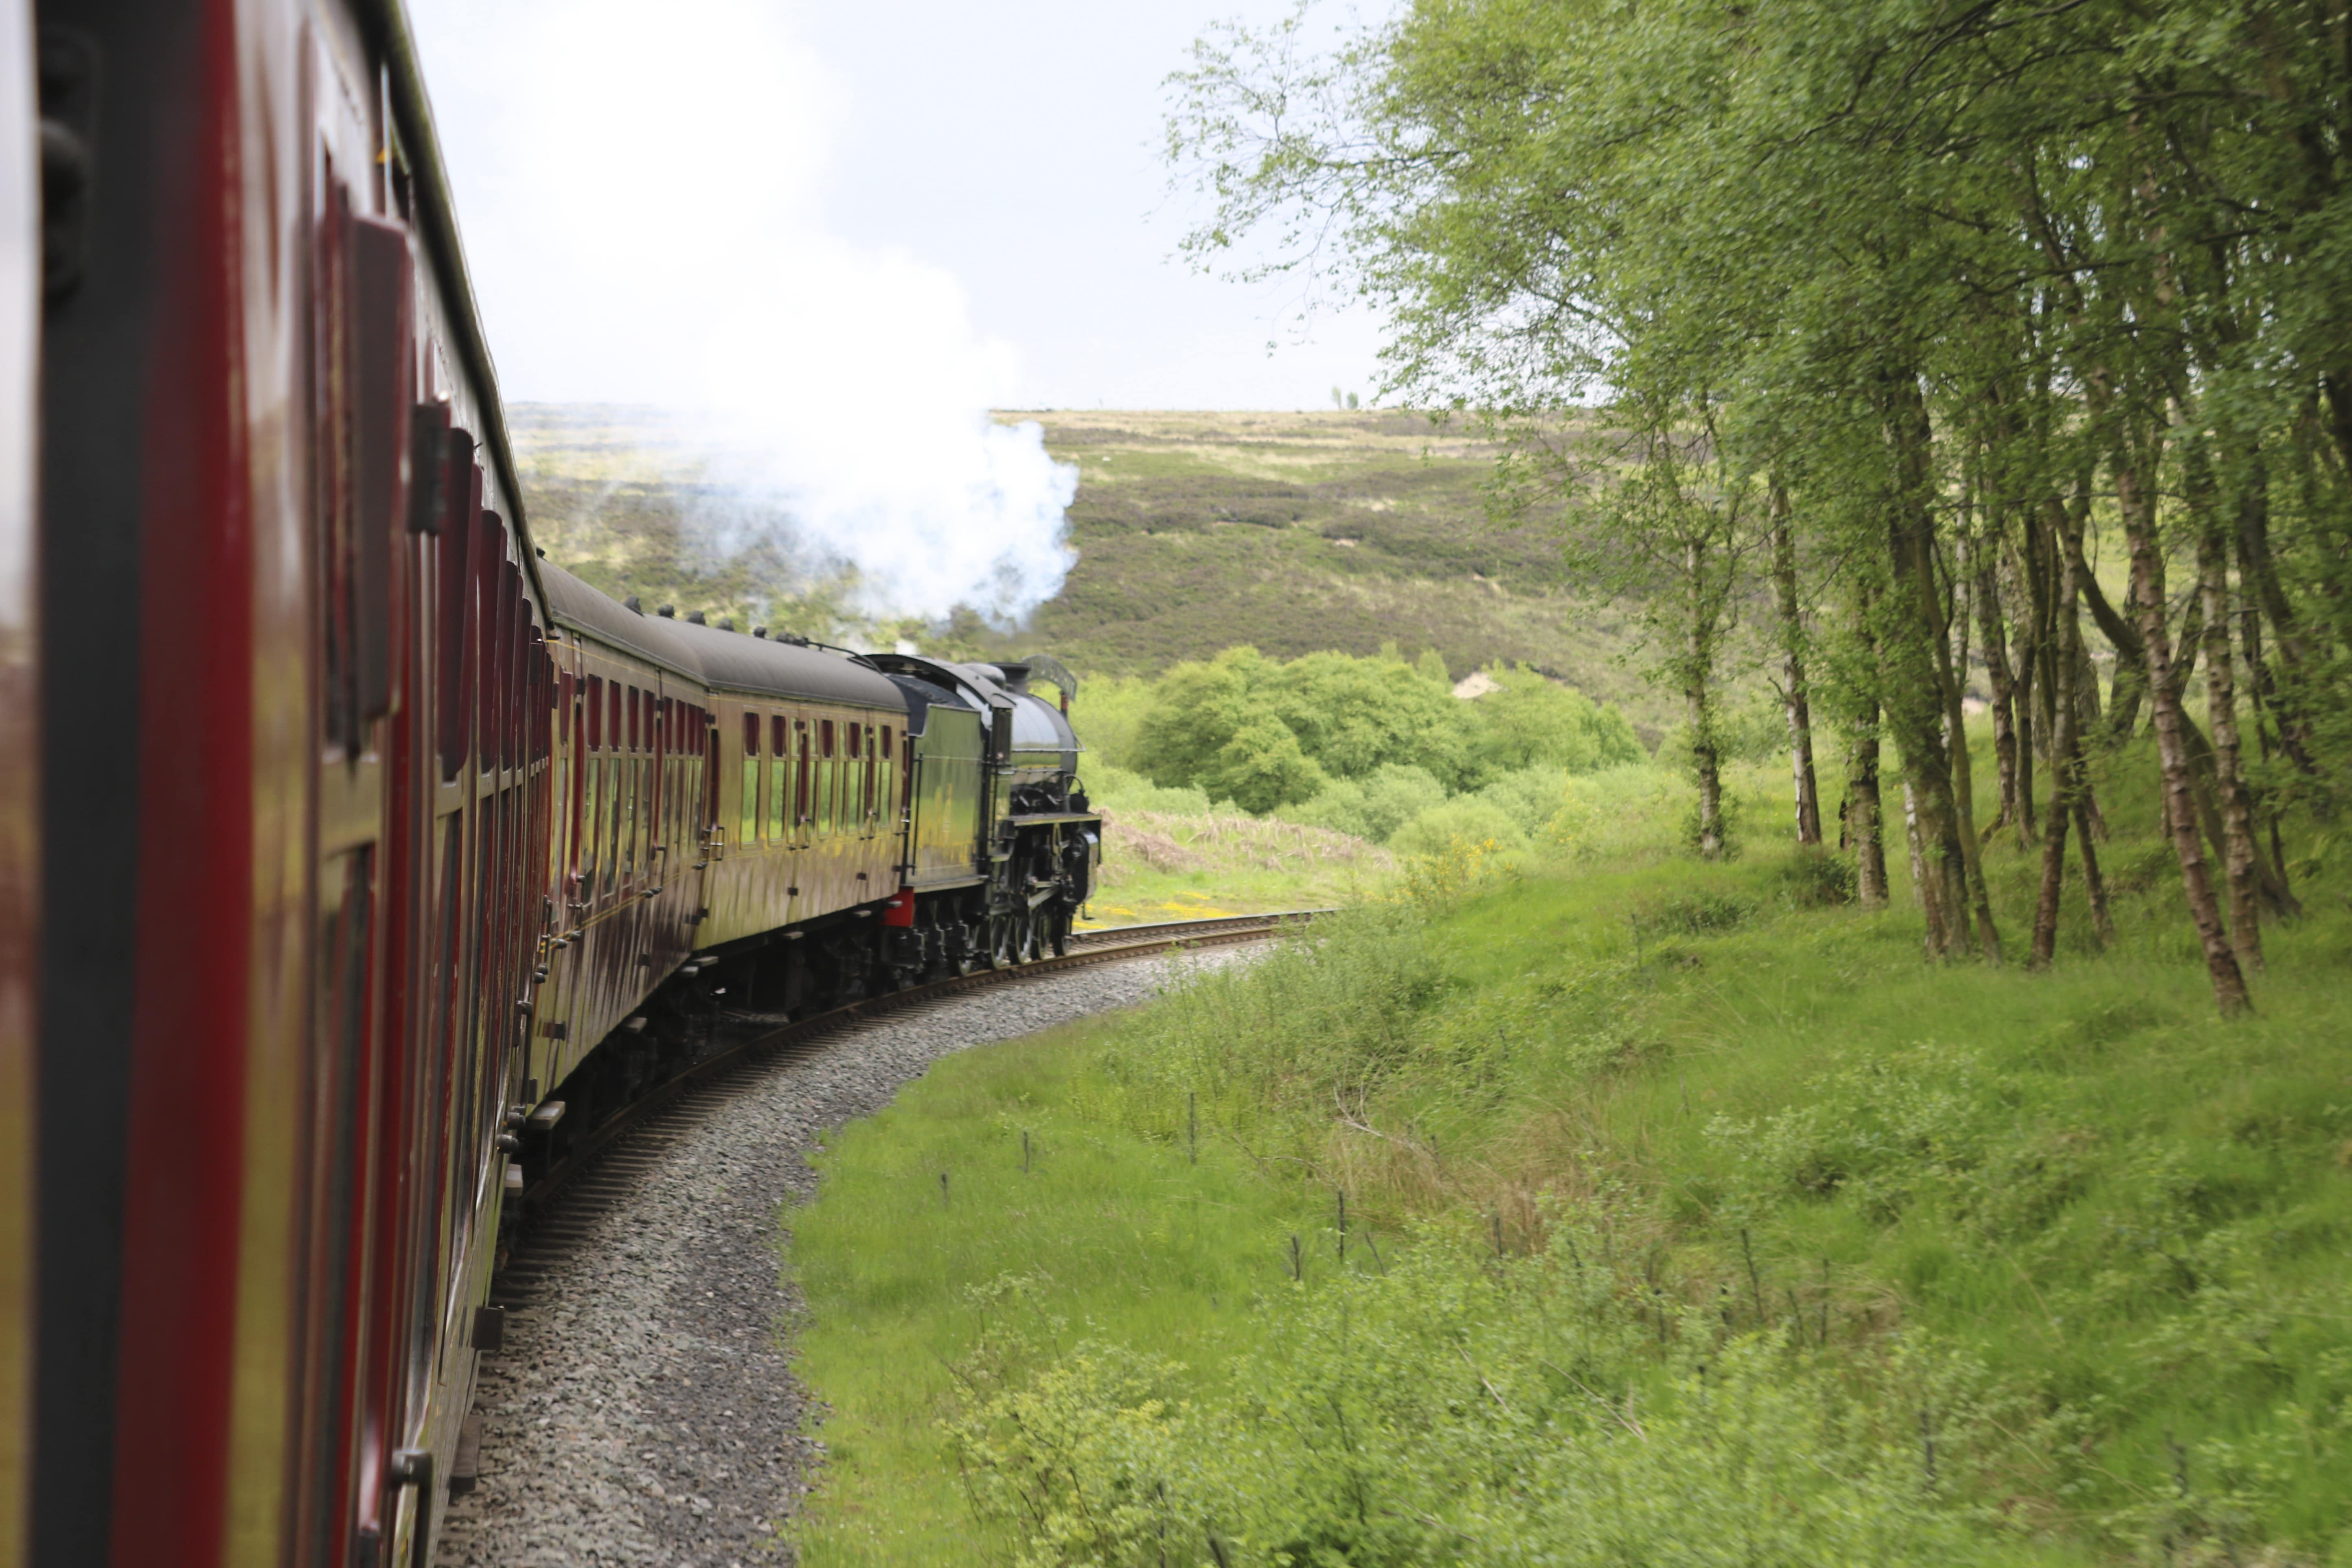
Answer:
[[951, 1229, 2015, 1568], [789, 773, 2352, 1566], [1070, 675, 1157, 772], [1263, 649, 1476, 785], [1210, 716, 1329, 815], [1775, 846, 1859, 908], [1283, 763, 1449, 844], [1388, 795, 1523, 858], [1464, 664, 1647, 783], [1165, 0, 2352, 994], [1081, 762, 1216, 816], [1127, 646, 1649, 823], [1082, 904, 1447, 1143]]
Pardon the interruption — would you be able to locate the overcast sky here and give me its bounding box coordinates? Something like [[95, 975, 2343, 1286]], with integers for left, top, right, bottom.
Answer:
[[407, 0, 1390, 412]]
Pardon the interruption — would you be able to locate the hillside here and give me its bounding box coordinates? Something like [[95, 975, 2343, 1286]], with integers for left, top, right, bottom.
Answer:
[[786, 754, 2352, 1566], [506, 405, 1666, 727]]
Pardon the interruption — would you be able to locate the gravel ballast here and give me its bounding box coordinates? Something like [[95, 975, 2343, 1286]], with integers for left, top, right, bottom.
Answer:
[[436, 946, 1260, 1568]]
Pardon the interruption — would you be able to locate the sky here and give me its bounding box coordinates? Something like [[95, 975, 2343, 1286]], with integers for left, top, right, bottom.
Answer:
[[406, 0, 1389, 413]]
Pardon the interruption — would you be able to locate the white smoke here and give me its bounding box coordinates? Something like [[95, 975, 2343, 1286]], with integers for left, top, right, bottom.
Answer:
[[406, 0, 1077, 624]]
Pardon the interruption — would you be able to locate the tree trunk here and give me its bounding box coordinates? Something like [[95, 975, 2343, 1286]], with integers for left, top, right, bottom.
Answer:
[[2117, 438, 2251, 1015], [2196, 498, 2264, 969], [1686, 539, 1724, 860], [2229, 437, 2321, 781], [2074, 793, 2115, 947], [1770, 483, 1823, 845], [1846, 703, 1889, 910], [1973, 519, 2022, 850], [1901, 778, 1942, 957], [2008, 499, 2056, 851], [1879, 368, 1984, 959], [2067, 524, 2147, 744], [2234, 560, 2295, 899], [2030, 520, 2086, 969]]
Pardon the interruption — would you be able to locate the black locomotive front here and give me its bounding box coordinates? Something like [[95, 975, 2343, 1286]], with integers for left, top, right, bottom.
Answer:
[[861, 652, 1100, 982]]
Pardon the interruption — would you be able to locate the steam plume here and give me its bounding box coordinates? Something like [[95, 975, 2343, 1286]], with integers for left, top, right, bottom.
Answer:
[[407, 0, 1076, 625]]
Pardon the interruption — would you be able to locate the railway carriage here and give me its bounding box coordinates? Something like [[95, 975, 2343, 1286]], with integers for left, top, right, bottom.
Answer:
[[0, 2, 1099, 1565]]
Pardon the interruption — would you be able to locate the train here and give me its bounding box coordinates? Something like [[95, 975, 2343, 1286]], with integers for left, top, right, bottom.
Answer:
[[0, 2, 1098, 1566]]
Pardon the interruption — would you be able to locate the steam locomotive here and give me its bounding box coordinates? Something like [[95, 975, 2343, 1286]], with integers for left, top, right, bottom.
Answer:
[[0, 3, 1096, 1566]]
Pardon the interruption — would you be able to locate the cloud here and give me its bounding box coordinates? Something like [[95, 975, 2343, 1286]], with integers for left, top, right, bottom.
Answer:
[[408, 0, 1076, 623]]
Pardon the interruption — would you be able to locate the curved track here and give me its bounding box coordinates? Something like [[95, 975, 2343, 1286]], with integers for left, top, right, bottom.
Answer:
[[444, 916, 1314, 1561]]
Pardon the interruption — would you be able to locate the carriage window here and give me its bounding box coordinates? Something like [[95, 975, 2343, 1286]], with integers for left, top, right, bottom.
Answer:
[[820, 719, 835, 757], [740, 710, 760, 842], [864, 727, 879, 821], [881, 726, 892, 760], [794, 721, 811, 835], [586, 675, 603, 749], [608, 682, 622, 755], [846, 724, 861, 760], [767, 718, 789, 840]]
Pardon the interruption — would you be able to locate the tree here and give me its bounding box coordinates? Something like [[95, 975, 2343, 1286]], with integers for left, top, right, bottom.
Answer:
[[1167, 0, 2349, 1013]]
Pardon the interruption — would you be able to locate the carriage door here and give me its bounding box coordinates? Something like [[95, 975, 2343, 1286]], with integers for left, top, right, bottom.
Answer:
[[294, 157, 416, 1568]]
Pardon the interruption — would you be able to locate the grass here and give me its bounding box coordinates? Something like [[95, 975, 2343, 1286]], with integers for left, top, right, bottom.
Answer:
[[1080, 809, 1392, 928], [784, 743, 2352, 1566], [781, 991, 1331, 1564]]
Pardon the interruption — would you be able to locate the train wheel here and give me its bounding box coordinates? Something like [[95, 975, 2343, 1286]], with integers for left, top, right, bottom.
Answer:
[[989, 913, 1017, 969], [1017, 909, 1042, 964], [1049, 910, 1070, 958]]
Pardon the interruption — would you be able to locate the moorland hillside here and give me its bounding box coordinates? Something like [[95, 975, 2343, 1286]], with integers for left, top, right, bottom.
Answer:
[[507, 405, 1670, 730]]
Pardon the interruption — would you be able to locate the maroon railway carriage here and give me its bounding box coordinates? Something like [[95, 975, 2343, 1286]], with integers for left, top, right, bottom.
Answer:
[[18, 0, 555, 1562], [0, 0, 1102, 1564]]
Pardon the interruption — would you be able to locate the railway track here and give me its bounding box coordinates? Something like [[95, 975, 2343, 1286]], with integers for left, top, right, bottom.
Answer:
[[515, 908, 1327, 1215], [445, 918, 1310, 1557]]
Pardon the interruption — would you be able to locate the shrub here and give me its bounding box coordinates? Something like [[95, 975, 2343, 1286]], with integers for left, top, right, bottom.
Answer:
[[1208, 717, 1328, 813], [1390, 798, 1525, 858], [1776, 846, 1859, 908], [1464, 664, 1648, 783], [1087, 904, 1445, 1140], [1637, 888, 1756, 936], [951, 1227, 2014, 1568]]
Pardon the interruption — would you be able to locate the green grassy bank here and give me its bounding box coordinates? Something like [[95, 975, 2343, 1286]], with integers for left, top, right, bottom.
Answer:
[[785, 757, 2352, 1566]]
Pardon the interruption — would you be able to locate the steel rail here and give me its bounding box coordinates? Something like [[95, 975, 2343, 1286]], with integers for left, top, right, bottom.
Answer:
[[515, 909, 1327, 1214]]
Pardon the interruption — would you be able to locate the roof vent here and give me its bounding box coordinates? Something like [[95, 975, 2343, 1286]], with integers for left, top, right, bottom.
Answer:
[[623, 595, 642, 614], [752, 626, 768, 639], [780, 631, 811, 647], [535, 546, 546, 559], [718, 618, 737, 631], [686, 611, 706, 625], [656, 604, 675, 618]]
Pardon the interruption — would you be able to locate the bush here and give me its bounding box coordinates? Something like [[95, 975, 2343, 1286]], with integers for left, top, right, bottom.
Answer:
[[1208, 717, 1327, 813], [1776, 846, 1859, 908], [1390, 797, 1526, 858], [1464, 663, 1648, 783], [1081, 762, 1214, 816], [951, 1226, 2013, 1568], [1122, 649, 1644, 811], [1636, 888, 1756, 936], [1087, 904, 1445, 1140]]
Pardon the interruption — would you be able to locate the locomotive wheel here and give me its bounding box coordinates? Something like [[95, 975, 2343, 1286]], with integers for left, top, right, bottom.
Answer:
[[989, 913, 1017, 970], [1016, 908, 1042, 964], [1049, 910, 1070, 958]]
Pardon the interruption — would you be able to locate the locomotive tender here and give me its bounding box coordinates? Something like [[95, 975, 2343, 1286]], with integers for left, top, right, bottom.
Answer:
[[0, 2, 1097, 1566]]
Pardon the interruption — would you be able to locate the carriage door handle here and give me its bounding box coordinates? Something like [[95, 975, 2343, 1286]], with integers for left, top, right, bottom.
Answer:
[[389, 1448, 435, 1568]]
